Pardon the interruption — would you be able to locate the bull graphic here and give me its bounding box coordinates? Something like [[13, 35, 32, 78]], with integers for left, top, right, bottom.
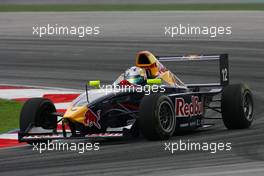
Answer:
[[84, 109, 101, 129]]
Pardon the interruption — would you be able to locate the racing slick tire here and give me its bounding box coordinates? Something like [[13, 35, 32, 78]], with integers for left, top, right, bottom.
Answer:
[[139, 94, 176, 140], [221, 84, 254, 129], [19, 98, 57, 144]]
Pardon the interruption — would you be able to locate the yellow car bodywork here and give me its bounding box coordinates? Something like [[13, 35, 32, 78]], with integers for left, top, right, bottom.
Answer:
[[63, 105, 88, 125]]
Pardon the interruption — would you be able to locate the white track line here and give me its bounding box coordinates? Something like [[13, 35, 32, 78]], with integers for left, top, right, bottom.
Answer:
[[0, 133, 18, 140], [0, 89, 79, 100], [55, 102, 71, 109]]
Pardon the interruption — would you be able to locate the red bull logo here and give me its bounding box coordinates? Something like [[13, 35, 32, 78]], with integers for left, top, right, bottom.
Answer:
[[175, 96, 203, 117], [84, 109, 101, 129]]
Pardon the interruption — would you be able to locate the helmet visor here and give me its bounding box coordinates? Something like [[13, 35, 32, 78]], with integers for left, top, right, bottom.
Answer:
[[126, 75, 145, 85]]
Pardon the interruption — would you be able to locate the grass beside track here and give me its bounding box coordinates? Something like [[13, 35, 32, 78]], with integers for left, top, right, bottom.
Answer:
[[0, 3, 263, 12], [0, 99, 22, 133]]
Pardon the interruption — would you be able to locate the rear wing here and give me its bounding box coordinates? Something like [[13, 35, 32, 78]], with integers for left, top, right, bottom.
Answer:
[[156, 54, 229, 87]]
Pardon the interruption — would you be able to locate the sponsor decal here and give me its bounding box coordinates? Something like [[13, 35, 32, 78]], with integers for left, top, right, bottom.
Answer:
[[84, 109, 101, 129], [180, 123, 189, 127], [175, 96, 203, 117], [71, 107, 78, 111], [23, 134, 63, 139]]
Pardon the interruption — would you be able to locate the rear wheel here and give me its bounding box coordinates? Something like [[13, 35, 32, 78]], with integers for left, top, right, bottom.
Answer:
[[221, 84, 254, 129], [19, 98, 57, 144], [139, 94, 176, 140]]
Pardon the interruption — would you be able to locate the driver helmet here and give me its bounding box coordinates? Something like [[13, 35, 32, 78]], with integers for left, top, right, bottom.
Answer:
[[124, 66, 147, 85]]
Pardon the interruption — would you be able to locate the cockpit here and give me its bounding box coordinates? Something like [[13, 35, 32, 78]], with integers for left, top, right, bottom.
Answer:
[[113, 51, 185, 88]]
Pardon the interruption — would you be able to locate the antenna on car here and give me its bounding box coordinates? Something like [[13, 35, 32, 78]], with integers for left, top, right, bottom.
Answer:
[[86, 80, 101, 103], [85, 83, 89, 103]]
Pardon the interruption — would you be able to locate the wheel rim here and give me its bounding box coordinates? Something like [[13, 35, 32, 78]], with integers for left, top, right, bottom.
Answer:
[[243, 92, 253, 121], [158, 101, 175, 133], [40, 103, 56, 129]]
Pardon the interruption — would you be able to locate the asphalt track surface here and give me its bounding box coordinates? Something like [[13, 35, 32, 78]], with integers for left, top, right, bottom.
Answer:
[[0, 12, 264, 176]]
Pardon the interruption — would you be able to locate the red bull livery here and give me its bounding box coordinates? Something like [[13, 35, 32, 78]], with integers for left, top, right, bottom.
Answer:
[[18, 51, 254, 143]]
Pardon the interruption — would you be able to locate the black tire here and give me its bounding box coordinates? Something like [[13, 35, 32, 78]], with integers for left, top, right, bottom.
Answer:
[[20, 98, 57, 144], [139, 94, 176, 140], [221, 84, 254, 129]]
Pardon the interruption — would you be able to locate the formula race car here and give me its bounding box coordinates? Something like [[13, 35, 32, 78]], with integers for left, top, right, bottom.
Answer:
[[18, 51, 254, 143]]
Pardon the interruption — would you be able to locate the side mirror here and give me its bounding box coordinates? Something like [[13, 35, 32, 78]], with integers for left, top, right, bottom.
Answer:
[[88, 80, 100, 88], [147, 78, 162, 85]]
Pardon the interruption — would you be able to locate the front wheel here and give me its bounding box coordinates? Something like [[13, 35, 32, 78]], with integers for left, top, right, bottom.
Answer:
[[139, 94, 176, 140], [221, 84, 254, 129], [19, 98, 57, 144]]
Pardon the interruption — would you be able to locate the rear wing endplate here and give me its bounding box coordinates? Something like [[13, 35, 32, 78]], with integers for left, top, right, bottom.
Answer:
[[157, 54, 229, 87]]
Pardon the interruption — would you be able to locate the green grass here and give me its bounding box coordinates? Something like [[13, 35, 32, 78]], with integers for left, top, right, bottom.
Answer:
[[0, 99, 22, 133], [0, 3, 263, 12]]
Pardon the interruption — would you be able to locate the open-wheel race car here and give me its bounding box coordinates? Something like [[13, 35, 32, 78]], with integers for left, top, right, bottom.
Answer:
[[18, 51, 254, 143]]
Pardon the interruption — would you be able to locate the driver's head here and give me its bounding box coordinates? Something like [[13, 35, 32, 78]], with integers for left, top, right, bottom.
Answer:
[[124, 66, 147, 85]]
